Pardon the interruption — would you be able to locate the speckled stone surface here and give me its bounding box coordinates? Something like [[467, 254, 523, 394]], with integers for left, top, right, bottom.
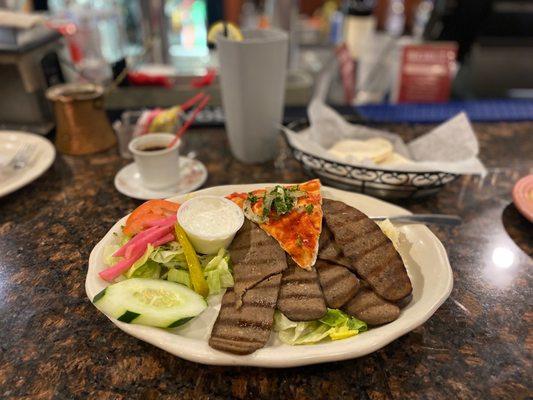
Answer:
[[0, 122, 531, 400]]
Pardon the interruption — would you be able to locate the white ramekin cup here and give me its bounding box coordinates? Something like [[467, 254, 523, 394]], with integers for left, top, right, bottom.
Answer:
[[177, 196, 245, 254], [129, 133, 180, 190]]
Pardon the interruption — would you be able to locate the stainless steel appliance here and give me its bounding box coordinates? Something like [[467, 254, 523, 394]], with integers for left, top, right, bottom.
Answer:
[[0, 23, 64, 134]]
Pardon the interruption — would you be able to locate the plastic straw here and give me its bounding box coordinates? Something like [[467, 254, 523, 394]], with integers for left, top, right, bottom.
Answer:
[[167, 94, 211, 148], [180, 91, 206, 112]]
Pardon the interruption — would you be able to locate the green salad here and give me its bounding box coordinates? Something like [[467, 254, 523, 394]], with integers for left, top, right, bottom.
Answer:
[[103, 234, 234, 296], [274, 309, 367, 345]]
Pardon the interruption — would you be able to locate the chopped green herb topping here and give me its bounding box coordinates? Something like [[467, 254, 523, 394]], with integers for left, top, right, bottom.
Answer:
[[296, 235, 303, 247], [256, 185, 309, 221], [247, 193, 259, 204], [260, 186, 296, 217], [304, 204, 314, 214]]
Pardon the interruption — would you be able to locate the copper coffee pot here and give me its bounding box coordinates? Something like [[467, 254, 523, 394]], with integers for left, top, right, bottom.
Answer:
[[46, 83, 116, 155]]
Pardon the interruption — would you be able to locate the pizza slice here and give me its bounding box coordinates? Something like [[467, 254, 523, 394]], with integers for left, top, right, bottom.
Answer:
[[227, 179, 322, 270]]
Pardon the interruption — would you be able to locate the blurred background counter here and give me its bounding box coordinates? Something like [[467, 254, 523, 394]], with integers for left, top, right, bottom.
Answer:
[[1, 0, 533, 133]]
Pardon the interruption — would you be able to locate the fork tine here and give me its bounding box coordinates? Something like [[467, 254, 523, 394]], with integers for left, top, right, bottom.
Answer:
[[21, 143, 33, 158], [14, 144, 29, 162], [9, 145, 25, 164], [10, 143, 35, 170]]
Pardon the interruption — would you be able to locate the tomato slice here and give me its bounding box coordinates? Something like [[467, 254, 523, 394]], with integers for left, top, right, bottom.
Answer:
[[123, 200, 180, 236]]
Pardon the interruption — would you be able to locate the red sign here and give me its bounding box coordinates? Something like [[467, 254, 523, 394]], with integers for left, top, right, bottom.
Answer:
[[393, 42, 457, 104]]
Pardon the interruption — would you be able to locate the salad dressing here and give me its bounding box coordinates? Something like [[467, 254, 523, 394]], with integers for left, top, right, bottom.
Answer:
[[179, 197, 243, 237], [177, 196, 244, 254]]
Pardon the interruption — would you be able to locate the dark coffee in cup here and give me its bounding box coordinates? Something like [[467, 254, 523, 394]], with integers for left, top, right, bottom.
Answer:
[[129, 133, 181, 190], [140, 145, 166, 152]]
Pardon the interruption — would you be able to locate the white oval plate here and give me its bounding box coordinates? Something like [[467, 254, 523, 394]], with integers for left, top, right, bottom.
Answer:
[[0, 131, 56, 198], [85, 184, 453, 368]]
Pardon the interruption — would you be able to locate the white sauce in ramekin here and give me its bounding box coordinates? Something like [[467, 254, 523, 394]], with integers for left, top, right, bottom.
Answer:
[[177, 196, 244, 254]]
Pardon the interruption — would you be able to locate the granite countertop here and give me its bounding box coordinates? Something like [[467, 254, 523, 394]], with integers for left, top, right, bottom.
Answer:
[[0, 122, 531, 399]]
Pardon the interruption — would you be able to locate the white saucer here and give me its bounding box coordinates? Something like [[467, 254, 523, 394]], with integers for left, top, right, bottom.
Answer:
[[114, 157, 207, 200], [0, 130, 56, 198]]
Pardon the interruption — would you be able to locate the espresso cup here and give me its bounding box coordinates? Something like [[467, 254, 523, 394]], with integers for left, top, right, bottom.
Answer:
[[129, 133, 181, 190]]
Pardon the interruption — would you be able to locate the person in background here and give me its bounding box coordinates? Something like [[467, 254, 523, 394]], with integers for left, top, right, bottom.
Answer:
[[206, 0, 224, 27], [426, 0, 493, 62]]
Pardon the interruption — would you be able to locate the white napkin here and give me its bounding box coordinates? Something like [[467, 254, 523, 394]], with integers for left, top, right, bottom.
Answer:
[[284, 99, 486, 176]]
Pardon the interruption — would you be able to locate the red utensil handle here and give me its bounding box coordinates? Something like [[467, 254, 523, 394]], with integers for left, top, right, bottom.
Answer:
[[167, 95, 211, 148], [180, 92, 206, 112]]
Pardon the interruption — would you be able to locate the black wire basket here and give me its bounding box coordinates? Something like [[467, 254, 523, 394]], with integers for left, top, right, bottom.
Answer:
[[283, 119, 459, 199]]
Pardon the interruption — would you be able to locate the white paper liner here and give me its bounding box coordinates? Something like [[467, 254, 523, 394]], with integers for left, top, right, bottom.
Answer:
[[284, 99, 487, 176]]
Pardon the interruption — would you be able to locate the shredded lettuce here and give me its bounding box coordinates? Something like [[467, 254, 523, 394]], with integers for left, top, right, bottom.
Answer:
[[165, 248, 233, 294], [167, 268, 191, 287], [149, 241, 188, 268], [103, 244, 121, 266], [274, 309, 367, 345], [113, 231, 131, 246], [103, 232, 131, 266], [125, 244, 155, 278], [130, 259, 161, 279], [104, 233, 234, 295], [203, 248, 234, 295]]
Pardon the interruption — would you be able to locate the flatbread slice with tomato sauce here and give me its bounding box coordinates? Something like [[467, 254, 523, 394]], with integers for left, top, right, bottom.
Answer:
[[227, 179, 322, 270]]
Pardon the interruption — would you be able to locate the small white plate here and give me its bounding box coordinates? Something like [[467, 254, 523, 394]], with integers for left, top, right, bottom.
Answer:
[[0, 131, 56, 198], [86, 184, 453, 367], [114, 157, 208, 200]]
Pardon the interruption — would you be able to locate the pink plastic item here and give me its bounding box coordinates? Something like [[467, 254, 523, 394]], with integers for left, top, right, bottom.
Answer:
[[512, 174, 533, 222]]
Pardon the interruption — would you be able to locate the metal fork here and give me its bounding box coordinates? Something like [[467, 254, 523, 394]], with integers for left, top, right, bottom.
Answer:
[[371, 214, 462, 226], [4, 143, 36, 171]]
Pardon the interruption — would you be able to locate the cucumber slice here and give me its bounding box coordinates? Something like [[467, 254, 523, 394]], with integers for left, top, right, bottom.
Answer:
[[93, 278, 207, 328]]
